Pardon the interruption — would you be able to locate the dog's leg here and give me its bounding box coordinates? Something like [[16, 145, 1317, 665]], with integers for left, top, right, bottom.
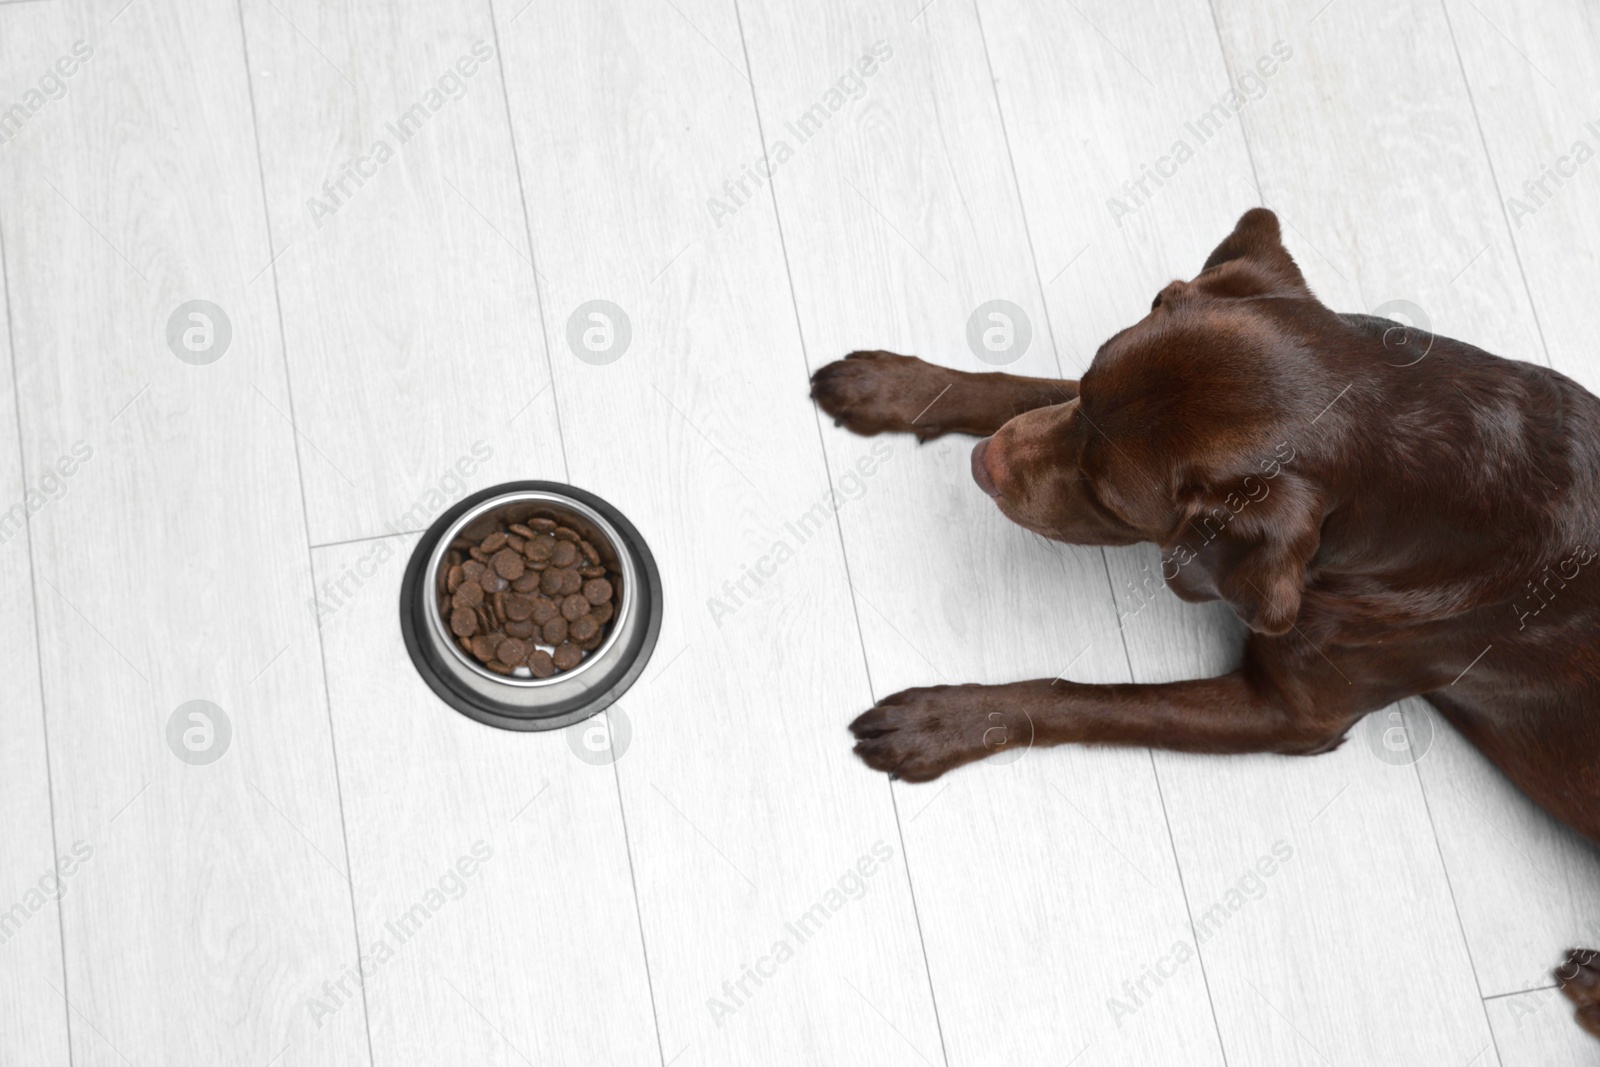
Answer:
[[849, 668, 1366, 782], [810, 350, 1074, 440], [1558, 948, 1600, 1039]]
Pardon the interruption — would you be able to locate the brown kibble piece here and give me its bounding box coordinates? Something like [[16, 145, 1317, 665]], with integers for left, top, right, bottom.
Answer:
[[496, 638, 527, 665], [481, 532, 508, 552], [462, 560, 486, 582], [453, 581, 483, 608], [552, 642, 583, 670], [469, 546, 492, 563], [479, 571, 509, 594], [471, 635, 500, 661], [509, 523, 535, 539], [579, 539, 600, 565], [542, 617, 568, 644], [529, 517, 557, 531], [526, 534, 555, 561], [447, 564, 464, 592], [570, 614, 599, 642], [550, 540, 578, 568], [528, 650, 556, 678], [579, 564, 605, 578], [539, 568, 563, 595], [531, 596, 559, 624], [485, 660, 513, 675], [506, 535, 525, 553], [492, 548, 525, 580], [557, 567, 582, 595], [578, 631, 603, 652], [450, 607, 478, 637], [446, 549, 463, 568], [553, 526, 580, 543], [505, 594, 534, 621], [592, 600, 614, 625], [582, 578, 613, 605], [505, 619, 534, 638], [512, 572, 541, 593], [561, 593, 589, 620]]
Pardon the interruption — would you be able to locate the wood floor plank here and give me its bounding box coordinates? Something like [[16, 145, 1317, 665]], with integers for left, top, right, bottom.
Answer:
[[985, 0, 1500, 1058], [311, 534, 660, 1066], [239, 0, 565, 546], [1442, 0, 1600, 395], [0, 237, 71, 1066], [494, 1, 943, 1063], [736, 1, 1224, 1062], [1210, 0, 1545, 363], [0, 1, 369, 1062]]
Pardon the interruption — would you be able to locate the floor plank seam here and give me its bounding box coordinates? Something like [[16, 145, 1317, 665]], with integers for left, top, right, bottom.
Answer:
[[233, 2, 377, 1061], [0, 149, 77, 1067], [1410, 757, 1502, 1057], [729, 2, 953, 1061], [1483, 983, 1560, 1002], [1438, 0, 1557, 371], [484, 6, 670, 1065], [484, 0, 573, 484], [973, 0, 1235, 1058]]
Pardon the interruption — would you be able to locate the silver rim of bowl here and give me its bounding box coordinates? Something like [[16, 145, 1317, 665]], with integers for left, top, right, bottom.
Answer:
[[424, 490, 635, 687]]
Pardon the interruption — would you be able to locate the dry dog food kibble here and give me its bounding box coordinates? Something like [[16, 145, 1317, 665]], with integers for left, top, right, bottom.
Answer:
[[492, 548, 525, 580], [439, 516, 619, 679]]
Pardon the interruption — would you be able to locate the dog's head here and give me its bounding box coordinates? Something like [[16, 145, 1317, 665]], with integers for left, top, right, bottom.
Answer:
[[973, 208, 1337, 635]]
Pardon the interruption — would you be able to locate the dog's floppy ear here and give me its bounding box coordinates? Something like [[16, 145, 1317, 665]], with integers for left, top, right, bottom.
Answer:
[[1164, 470, 1325, 635], [1200, 208, 1310, 298]]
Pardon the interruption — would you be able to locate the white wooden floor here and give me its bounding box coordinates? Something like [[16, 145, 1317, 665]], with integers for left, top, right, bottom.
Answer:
[[2, 0, 1598, 1064]]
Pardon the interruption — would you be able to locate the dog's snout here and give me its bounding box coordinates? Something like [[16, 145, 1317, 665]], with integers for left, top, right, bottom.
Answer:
[[971, 437, 1001, 498]]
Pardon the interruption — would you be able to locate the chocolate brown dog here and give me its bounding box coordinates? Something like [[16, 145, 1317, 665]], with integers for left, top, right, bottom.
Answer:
[[811, 208, 1600, 1039]]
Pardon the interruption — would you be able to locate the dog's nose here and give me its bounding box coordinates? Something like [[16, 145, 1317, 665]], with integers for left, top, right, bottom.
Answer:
[[971, 437, 1001, 498]]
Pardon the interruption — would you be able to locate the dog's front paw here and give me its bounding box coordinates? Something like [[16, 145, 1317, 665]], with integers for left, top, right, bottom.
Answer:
[[810, 351, 954, 440], [1557, 948, 1600, 1038], [849, 684, 1032, 782]]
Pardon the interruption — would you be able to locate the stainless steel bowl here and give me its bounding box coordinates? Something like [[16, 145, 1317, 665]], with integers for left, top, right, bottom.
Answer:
[[400, 482, 661, 731]]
